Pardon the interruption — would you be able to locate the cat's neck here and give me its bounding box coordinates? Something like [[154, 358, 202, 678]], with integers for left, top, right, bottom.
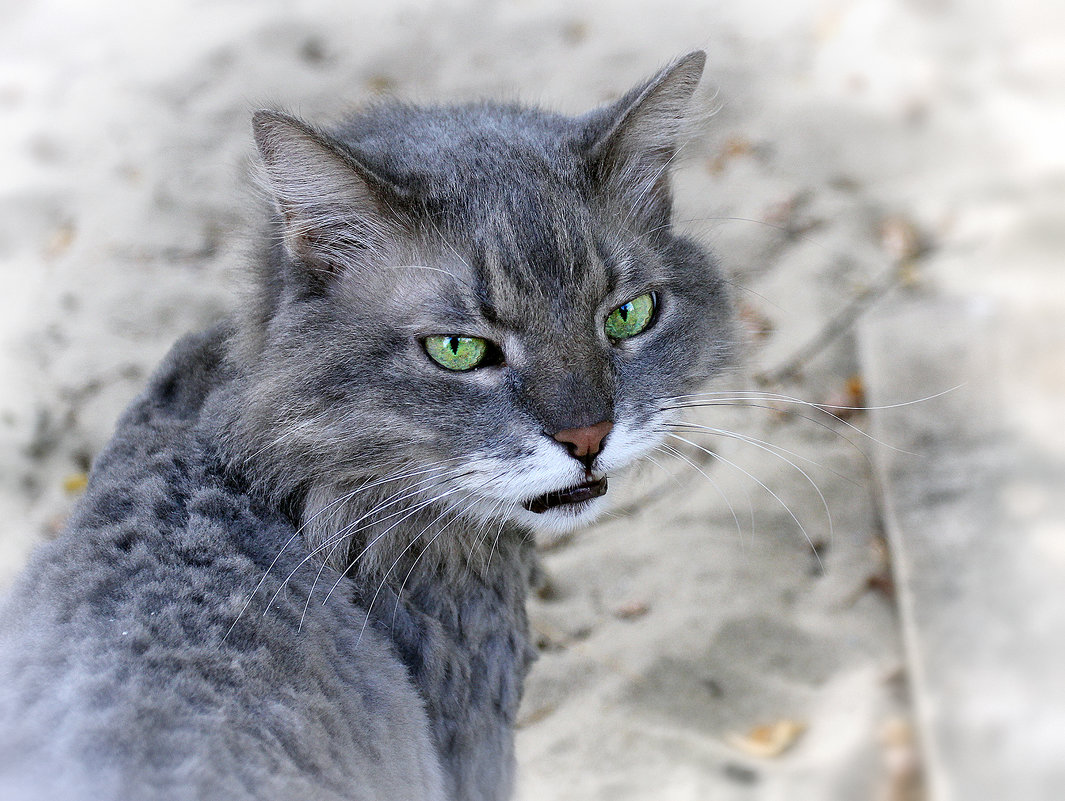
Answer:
[[304, 484, 538, 801], [298, 476, 517, 579]]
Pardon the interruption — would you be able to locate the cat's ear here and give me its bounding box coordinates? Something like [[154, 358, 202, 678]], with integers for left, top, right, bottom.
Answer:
[[253, 110, 406, 281], [580, 51, 705, 230]]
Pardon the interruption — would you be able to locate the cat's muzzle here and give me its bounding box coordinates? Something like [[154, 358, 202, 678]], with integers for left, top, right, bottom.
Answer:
[[523, 477, 608, 514]]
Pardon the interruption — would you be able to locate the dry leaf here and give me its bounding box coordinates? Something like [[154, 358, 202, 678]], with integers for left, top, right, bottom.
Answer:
[[530, 619, 571, 652], [613, 600, 650, 620], [817, 374, 866, 421], [878, 718, 923, 801], [534, 574, 560, 602], [45, 222, 76, 259], [516, 703, 556, 729], [738, 302, 774, 342], [62, 472, 89, 494], [726, 719, 806, 758], [364, 74, 396, 94], [762, 195, 799, 227], [561, 19, 588, 45], [880, 215, 924, 263], [899, 261, 923, 287], [707, 136, 754, 174]]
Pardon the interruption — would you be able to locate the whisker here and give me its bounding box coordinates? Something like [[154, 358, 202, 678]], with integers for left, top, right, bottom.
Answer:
[[662, 395, 906, 457], [659, 213, 836, 254], [483, 501, 518, 575], [395, 493, 501, 632], [671, 401, 884, 474], [268, 474, 469, 618], [309, 465, 471, 574], [667, 422, 834, 547], [665, 432, 824, 573], [357, 494, 471, 649], [292, 479, 452, 633], [423, 216, 480, 291], [620, 138, 690, 230], [641, 451, 672, 480], [669, 417, 855, 486], [663, 385, 961, 413], [222, 464, 457, 643], [380, 263, 472, 286], [656, 442, 748, 552], [320, 485, 469, 607], [460, 497, 508, 584]]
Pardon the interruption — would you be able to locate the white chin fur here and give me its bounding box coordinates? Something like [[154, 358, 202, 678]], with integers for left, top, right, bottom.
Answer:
[[512, 495, 611, 541], [461, 414, 670, 540]]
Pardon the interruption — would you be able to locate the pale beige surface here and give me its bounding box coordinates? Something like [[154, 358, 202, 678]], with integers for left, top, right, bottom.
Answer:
[[1, 1, 1060, 798], [864, 299, 1065, 801]]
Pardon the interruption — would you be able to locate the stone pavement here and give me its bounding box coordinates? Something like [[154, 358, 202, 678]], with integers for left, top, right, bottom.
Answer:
[[863, 295, 1065, 800]]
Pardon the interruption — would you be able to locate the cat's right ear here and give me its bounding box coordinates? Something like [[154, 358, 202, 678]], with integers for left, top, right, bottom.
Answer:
[[252, 110, 405, 282], [579, 51, 706, 231]]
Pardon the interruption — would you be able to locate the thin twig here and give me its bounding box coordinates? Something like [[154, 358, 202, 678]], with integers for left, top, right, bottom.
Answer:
[[754, 263, 904, 386]]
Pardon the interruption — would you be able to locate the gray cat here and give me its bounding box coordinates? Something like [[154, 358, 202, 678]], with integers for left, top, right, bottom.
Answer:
[[0, 51, 734, 800]]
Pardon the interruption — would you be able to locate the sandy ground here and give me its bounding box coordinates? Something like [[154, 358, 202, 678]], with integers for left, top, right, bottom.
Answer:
[[2, 0, 1061, 798]]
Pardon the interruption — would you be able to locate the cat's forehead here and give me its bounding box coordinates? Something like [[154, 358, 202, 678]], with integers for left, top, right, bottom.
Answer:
[[415, 175, 615, 334], [381, 116, 612, 327], [341, 102, 583, 189], [346, 104, 639, 328]]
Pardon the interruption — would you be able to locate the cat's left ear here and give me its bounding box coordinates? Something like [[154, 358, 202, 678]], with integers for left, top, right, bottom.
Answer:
[[580, 51, 706, 230]]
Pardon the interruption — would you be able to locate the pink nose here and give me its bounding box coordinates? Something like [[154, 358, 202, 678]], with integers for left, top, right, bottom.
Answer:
[[552, 421, 613, 460]]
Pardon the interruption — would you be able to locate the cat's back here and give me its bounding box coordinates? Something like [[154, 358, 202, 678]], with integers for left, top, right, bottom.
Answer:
[[0, 327, 444, 801]]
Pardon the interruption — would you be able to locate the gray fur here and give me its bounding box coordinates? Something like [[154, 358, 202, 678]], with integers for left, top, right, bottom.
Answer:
[[0, 52, 734, 800]]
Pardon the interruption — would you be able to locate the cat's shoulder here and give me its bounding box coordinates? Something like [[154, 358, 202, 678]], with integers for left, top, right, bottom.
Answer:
[[0, 323, 445, 800]]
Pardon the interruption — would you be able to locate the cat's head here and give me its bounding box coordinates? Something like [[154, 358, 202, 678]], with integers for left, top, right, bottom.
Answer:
[[236, 52, 734, 542]]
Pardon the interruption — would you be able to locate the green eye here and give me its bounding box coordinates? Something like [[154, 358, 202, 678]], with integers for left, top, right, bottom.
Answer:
[[424, 335, 489, 371], [605, 292, 656, 341]]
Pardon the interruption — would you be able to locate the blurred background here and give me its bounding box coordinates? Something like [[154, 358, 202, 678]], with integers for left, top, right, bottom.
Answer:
[[1, 1, 1062, 799]]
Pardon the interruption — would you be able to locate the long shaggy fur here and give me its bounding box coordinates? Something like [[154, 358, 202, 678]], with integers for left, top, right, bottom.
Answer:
[[0, 53, 734, 800]]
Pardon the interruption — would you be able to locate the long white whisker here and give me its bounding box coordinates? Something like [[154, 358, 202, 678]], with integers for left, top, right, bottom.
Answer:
[[380, 263, 471, 285], [310, 465, 471, 575], [396, 493, 498, 631], [663, 399, 883, 470], [269, 475, 468, 617], [357, 494, 471, 648], [656, 442, 747, 552], [661, 385, 961, 455], [662, 396, 906, 457], [222, 464, 457, 643], [670, 418, 849, 480], [620, 138, 690, 230], [667, 423, 834, 547], [320, 485, 469, 607], [483, 502, 517, 575], [648, 214, 836, 255], [666, 432, 824, 573], [663, 385, 961, 412], [296, 476, 453, 633], [460, 497, 508, 584]]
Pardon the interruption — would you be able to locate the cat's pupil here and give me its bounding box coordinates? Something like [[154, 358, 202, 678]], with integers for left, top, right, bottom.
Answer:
[[449, 337, 460, 354], [619, 304, 631, 320]]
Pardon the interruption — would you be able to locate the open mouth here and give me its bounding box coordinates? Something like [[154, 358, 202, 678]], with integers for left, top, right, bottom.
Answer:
[[523, 477, 608, 514]]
